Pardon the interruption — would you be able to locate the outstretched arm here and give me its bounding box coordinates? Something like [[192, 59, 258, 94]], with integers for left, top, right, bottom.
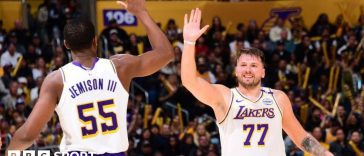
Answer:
[[111, 0, 174, 78], [274, 90, 333, 156], [6, 71, 62, 152], [181, 9, 230, 122]]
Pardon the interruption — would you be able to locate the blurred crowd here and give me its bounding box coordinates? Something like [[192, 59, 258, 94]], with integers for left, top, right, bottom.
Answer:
[[1, 0, 364, 156]]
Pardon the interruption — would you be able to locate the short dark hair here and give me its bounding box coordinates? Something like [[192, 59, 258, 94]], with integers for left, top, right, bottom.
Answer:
[[236, 48, 265, 67], [63, 19, 95, 51]]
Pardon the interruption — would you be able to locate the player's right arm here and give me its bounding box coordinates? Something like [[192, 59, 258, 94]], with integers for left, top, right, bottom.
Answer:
[[6, 71, 62, 153], [181, 9, 231, 122]]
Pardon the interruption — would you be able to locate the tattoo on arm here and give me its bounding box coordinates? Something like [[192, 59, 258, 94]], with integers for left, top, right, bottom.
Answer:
[[301, 136, 326, 156]]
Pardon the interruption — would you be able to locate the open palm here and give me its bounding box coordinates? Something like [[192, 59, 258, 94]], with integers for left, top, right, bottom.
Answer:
[[183, 8, 209, 42]]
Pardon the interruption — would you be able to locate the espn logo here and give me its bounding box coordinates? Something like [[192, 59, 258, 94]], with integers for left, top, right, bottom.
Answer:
[[7, 150, 95, 156]]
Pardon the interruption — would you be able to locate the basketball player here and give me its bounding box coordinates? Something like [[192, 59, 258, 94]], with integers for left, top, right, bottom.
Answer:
[[6, 0, 173, 155], [181, 9, 334, 156]]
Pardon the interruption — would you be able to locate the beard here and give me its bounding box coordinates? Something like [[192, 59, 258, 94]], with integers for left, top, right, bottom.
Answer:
[[237, 77, 261, 89]]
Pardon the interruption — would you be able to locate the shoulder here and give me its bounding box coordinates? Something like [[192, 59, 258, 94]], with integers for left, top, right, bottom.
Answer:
[[109, 54, 140, 74], [109, 54, 134, 67], [213, 84, 233, 106], [214, 84, 231, 95], [271, 89, 289, 105], [46, 70, 62, 79], [41, 70, 63, 100], [270, 89, 290, 106], [43, 70, 63, 90], [270, 89, 286, 97]]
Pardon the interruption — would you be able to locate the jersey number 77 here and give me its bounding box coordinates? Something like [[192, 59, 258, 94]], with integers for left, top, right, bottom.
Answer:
[[243, 124, 268, 147]]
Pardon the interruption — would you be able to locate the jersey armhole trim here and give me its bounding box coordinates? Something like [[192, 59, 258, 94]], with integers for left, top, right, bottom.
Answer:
[[109, 60, 117, 73], [269, 88, 283, 117], [60, 68, 66, 82], [218, 90, 234, 124]]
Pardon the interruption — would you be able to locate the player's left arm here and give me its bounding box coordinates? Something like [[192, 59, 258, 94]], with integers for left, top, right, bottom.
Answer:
[[6, 71, 62, 151], [273, 89, 333, 156]]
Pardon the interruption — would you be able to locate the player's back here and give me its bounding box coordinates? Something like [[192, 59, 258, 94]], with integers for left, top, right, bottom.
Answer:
[[217, 87, 286, 156], [55, 58, 129, 154]]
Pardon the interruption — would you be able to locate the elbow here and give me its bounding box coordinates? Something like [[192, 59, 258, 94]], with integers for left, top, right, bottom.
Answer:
[[181, 76, 188, 87], [165, 44, 175, 61], [157, 44, 174, 62], [167, 48, 175, 61], [162, 39, 174, 61]]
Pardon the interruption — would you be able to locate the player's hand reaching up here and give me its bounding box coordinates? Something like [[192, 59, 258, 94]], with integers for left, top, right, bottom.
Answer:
[[183, 8, 209, 43], [116, 0, 147, 16]]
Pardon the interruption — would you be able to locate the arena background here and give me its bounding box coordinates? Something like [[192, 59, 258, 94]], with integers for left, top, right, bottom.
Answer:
[[0, 0, 364, 155]]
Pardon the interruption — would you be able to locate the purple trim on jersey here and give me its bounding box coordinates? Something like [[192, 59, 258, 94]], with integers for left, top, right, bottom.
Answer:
[[68, 151, 126, 156], [72, 57, 100, 70]]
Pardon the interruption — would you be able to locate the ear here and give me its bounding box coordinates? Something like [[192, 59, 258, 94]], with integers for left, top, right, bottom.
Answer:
[[262, 68, 266, 78], [63, 40, 70, 49]]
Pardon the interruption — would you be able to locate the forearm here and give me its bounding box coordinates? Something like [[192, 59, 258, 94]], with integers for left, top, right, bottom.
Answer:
[[181, 44, 198, 86], [300, 135, 327, 156], [6, 130, 35, 151]]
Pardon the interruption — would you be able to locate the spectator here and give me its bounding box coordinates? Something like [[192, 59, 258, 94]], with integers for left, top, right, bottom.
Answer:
[[1, 81, 19, 110], [195, 36, 209, 57], [294, 35, 314, 64], [207, 16, 226, 42], [305, 107, 323, 132], [355, 14, 364, 39], [180, 134, 197, 156], [125, 33, 141, 56], [165, 135, 183, 155], [337, 34, 357, 55], [310, 13, 335, 37], [30, 76, 44, 105], [0, 43, 22, 68], [329, 128, 354, 156], [290, 16, 308, 44], [32, 57, 48, 80], [107, 29, 127, 55], [165, 18, 181, 42], [269, 18, 292, 42], [347, 131, 364, 154], [196, 57, 217, 84], [246, 20, 260, 43]]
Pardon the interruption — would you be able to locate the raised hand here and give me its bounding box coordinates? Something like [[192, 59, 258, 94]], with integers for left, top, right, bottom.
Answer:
[[116, 0, 147, 16], [183, 8, 209, 42]]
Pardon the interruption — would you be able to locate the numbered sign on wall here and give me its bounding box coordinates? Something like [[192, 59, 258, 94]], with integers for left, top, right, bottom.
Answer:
[[103, 10, 137, 26]]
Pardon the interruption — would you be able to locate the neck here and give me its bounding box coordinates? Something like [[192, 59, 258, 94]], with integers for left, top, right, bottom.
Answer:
[[71, 49, 97, 68], [237, 85, 261, 100]]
